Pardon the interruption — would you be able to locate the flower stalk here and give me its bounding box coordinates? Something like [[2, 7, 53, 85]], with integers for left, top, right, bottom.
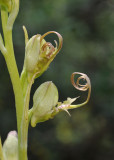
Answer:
[[0, 6, 27, 160], [0, 1, 91, 160]]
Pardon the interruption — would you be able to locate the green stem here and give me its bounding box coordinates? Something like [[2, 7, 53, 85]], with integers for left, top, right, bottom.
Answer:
[[1, 8, 28, 160], [20, 70, 39, 142], [0, 137, 4, 160]]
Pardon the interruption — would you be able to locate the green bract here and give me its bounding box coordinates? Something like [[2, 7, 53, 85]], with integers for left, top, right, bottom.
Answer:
[[31, 81, 59, 127]]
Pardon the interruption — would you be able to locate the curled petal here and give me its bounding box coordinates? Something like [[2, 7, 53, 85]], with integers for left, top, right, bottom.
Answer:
[[54, 40, 58, 48], [71, 72, 91, 104], [40, 31, 63, 57]]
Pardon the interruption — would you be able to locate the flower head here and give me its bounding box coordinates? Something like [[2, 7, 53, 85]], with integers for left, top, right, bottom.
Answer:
[[29, 72, 91, 127], [23, 27, 63, 79]]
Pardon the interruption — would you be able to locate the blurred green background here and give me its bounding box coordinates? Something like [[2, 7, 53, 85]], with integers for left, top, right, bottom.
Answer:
[[0, 0, 114, 159]]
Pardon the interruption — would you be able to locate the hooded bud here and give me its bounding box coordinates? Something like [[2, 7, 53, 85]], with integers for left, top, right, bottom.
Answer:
[[24, 30, 63, 79], [31, 81, 59, 127], [3, 131, 18, 160], [0, 0, 19, 30], [0, 0, 12, 12], [25, 34, 41, 72]]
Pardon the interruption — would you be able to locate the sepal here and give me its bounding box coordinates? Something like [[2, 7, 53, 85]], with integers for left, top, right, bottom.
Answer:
[[31, 81, 59, 127]]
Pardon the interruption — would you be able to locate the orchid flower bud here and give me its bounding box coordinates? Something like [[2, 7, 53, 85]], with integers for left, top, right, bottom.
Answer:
[[31, 81, 59, 127], [24, 28, 63, 79], [3, 131, 18, 160]]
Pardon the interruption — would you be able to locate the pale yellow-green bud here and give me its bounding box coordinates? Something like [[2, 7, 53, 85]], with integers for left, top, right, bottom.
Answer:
[[3, 131, 18, 160], [31, 81, 59, 127], [25, 34, 41, 72]]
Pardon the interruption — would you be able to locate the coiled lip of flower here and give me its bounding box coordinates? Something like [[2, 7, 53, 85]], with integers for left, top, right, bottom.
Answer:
[[40, 31, 63, 59], [71, 72, 91, 103]]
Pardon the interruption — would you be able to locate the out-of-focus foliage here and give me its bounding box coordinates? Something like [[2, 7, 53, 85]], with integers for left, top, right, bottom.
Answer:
[[0, 0, 114, 159]]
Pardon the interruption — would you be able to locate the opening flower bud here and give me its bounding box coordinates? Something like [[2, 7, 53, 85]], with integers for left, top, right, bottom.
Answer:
[[24, 30, 63, 79], [31, 81, 59, 127], [3, 131, 18, 160]]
